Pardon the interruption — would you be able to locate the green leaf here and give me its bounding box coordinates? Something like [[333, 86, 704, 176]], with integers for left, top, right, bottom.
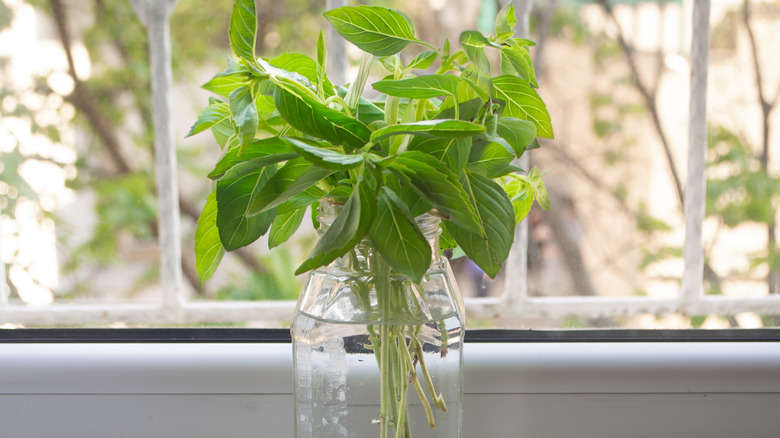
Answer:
[[409, 50, 438, 70], [444, 171, 515, 278], [278, 185, 326, 212], [229, 0, 257, 62], [434, 98, 485, 121], [526, 166, 551, 210], [194, 189, 225, 285], [208, 137, 296, 180], [495, 3, 517, 41], [460, 31, 491, 73], [500, 41, 537, 87], [459, 64, 493, 103], [527, 167, 550, 211], [284, 137, 365, 170], [369, 187, 431, 282], [316, 31, 326, 69], [187, 100, 229, 138], [496, 117, 537, 157], [249, 158, 334, 214], [336, 86, 385, 124], [215, 161, 277, 251], [202, 64, 252, 97], [467, 140, 514, 178], [408, 137, 469, 174], [493, 75, 553, 138], [324, 5, 420, 56], [229, 85, 259, 154], [390, 151, 482, 236], [209, 116, 236, 149], [371, 119, 485, 143], [269, 206, 306, 249], [378, 56, 399, 72], [269, 53, 334, 97], [273, 76, 371, 149], [296, 177, 377, 274], [384, 173, 431, 217], [372, 74, 460, 100], [503, 175, 534, 223]]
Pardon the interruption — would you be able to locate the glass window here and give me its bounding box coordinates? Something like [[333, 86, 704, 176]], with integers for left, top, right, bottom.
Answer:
[[1, 0, 777, 330]]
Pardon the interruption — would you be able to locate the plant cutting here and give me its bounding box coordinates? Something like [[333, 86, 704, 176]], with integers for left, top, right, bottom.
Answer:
[[190, 0, 552, 436]]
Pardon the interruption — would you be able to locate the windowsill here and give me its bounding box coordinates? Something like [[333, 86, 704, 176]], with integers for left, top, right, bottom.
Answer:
[[1, 329, 780, 437]]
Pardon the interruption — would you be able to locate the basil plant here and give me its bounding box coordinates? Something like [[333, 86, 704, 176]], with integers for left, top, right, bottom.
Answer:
[[190, 0, 552, 286]]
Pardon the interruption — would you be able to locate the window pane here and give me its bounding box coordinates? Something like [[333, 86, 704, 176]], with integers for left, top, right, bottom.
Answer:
[[1, 0, 777, 330]]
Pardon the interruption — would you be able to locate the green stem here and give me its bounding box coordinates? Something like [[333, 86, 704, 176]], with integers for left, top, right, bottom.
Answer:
[[376, 253, 392, 438], [324, 94, 354, 117], [414, 339, 447, 412], [386, 96, 400, 126], [402, 327, 436, 429], [345, 52, 373, 109]]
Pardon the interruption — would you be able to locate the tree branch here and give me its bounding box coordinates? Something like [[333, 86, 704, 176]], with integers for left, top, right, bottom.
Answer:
[[539, 191, 597, 296], [742, 0, 777, 294], [50, 0, 132, 174], [595, 0, 684, 207], [49, 0, 267, 294], [741, 0, 771, 168]]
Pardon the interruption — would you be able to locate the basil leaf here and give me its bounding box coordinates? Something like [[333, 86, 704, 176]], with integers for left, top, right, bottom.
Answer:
[[408, 137, 469, 174], [316, 31, 326, 69], [296, 177, 376, 274], [460, 30, 491, 73], [324, 5, 420, 56], [229, 0, 257, 63], [369, 187, 431, 282], [527, 166, 551, 210], [466, 140, 514, 178], [497, 117, 537, 157], [493, 75, 554, 138], [278, 186, 326, 213], [458, 64, 493, 104], [194, 189, 225, 285], [268, 206, 306, 249], [202, 64, 252, 97], [434, 98, 485, 121], [371, 119, 485, 142], [385, 173, 431, 217], [269, 52, 334, 97], [208, 137, 296, 180], [494, 3, 517, 41], [216, 161, 276, 251], [209, 116, 235, 149], [229, 85, 259, 154], [273, 76, 371, 150], [187, 100, 229, 138], [284, 137, 365, 170], [390, 151, 483, 236], [249, 158, 334, 214], [499, 43, 537, 88], [408, 50, 438, 70], [444, 170, 515, 278], [504, 176, 534, 223], [372, 74, 460, 100]]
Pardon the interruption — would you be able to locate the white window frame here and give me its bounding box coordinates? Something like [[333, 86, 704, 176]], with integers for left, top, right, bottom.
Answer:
[[2, 0, 780, 326]]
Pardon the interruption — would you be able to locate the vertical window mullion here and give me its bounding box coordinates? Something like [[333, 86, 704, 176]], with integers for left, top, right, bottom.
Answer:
[[131, 0, 184, 312], [505, 0, 534, 302], [681, 0, 711, 309], [325, 0, 348, 85], [0, 204, 6, 308]]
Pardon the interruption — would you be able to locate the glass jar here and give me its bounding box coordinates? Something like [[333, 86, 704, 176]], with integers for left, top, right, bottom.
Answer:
[[291, 202, 464, 438]]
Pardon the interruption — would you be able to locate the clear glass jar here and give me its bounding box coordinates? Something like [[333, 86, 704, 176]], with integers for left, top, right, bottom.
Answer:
[[291, 202, 464, 438]]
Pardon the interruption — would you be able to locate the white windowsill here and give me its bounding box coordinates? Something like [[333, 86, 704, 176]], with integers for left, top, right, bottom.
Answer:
[[1, 341, 779, 437]]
